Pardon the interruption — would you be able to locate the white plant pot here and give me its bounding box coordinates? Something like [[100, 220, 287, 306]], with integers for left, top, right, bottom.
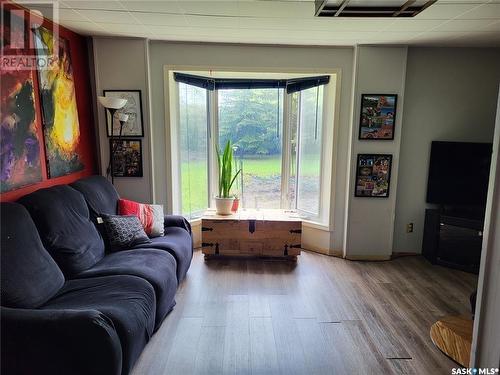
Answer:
[[215, 197, 235, 215]]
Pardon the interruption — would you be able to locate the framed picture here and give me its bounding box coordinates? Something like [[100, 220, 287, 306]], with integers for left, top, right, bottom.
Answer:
[[355, 154, 392, 198], [104, 90, 144, 137], [359, 94, 397, 140], [34, 27, 84, 178], [109, 139, 143, 177]]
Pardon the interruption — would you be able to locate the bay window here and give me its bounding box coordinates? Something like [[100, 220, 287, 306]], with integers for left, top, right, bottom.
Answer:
[[172, 71, 333, 224]]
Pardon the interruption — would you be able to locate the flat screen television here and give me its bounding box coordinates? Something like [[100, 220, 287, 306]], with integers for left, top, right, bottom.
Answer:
[[426, 141, 492, 207]]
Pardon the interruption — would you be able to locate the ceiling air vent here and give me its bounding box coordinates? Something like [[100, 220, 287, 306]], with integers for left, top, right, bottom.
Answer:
[[314, 0, 437, 17]]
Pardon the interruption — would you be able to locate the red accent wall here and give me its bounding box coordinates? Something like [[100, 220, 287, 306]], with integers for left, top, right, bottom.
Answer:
[[0, 1, 97, 202]]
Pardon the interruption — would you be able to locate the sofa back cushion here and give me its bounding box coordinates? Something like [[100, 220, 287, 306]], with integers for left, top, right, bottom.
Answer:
[[19, 185, 105, 277], [1, 202, 65, 308], [71, 176, 120, 223]]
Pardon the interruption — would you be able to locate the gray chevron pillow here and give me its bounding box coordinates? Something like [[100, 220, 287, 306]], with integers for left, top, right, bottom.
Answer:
[[102, 214, 151, 252]]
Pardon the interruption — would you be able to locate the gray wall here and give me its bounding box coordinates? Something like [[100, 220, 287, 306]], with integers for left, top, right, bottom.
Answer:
[[345, 46, 408, 259], [92, 37, 153, 202], [393, 47, 500, 253]]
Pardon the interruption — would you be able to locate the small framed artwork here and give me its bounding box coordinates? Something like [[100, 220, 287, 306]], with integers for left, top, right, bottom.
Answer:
[[104, 90, 144, 137], [109, 139, 143, 177], [359, 94, 397, 140], [355, 154, 392, 198]]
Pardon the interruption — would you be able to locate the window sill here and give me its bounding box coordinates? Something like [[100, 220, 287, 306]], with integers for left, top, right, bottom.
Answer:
[[302, 220, 331, 232], [190, 218, 202, 226]]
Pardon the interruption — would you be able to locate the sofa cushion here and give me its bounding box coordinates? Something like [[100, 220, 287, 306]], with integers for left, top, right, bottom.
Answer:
[[133, 227, 193, 282], [42, 275, 155, 375], [19, 185, 105, 277], [0, 202, 65, 309], [102, 214, 151, 252], [118, 198, 165, 237], [76, 249, 178, 329], [71, 175, 120, 222]]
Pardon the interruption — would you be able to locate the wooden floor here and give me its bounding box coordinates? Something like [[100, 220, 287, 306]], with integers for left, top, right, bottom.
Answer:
[[131, 250, 477, 375]]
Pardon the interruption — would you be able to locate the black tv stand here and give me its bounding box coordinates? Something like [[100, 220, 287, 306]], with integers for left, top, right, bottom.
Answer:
[[422, 208, 483, 274]]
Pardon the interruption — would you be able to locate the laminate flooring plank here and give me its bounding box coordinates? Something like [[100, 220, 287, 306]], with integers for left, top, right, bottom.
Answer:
[[194, 326, 225, 375], [320, 320, 393, 375], [131, 250, 477, 375], [163, 317, 203, 375], [223, 295, 251, 375], [294, 318, 337, 375], [269, 295, 308, 375], [249, 317, 280, 375]]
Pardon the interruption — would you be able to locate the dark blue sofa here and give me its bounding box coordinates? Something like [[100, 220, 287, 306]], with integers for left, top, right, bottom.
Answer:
[[0, 177, 193, 375], [71, 176, 193, 282]]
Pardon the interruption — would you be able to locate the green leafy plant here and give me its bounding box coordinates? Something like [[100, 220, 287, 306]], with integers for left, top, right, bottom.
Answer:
[[216, 140, 242, 198]]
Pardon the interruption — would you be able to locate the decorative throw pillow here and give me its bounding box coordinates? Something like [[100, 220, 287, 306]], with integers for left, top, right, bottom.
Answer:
[[118, 199, 164, 237], [101, 214, 151, 252]]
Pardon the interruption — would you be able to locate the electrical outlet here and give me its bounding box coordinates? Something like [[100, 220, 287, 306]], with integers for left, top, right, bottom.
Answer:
[[406, 223, 414, 233]]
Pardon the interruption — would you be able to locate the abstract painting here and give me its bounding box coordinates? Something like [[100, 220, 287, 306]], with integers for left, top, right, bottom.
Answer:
[[1, 10, 43, 192], [1, 70, 43, 192], [34, 26, 83, 178], [355, 154, 392, 198], [104, 90, 144, 137]]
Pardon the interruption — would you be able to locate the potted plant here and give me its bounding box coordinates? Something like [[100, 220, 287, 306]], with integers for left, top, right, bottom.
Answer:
[[215, 140, 242, 215]]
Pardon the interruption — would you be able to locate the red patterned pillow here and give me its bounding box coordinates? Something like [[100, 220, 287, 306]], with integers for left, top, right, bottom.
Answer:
[[118, 199, 164, 238]]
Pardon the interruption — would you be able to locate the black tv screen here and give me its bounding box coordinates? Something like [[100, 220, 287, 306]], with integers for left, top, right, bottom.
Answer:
[[426, 141, 492, 206]]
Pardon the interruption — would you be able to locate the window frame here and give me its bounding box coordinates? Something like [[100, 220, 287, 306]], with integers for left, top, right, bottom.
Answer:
[[294, 87, 327, 219], [167, 69, 338, 227]]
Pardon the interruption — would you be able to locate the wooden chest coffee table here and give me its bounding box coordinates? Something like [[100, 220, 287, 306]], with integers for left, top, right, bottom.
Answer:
[[201, 209, 302, 260]]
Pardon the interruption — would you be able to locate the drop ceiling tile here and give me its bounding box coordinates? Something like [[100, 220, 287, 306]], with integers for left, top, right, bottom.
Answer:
[[183, 15, 239, 28], [74, 9, 141, 24], [54, 8, 86, 23], [433, 19, 496, 32], [410, 30, 467, 42], [46, 0, 500, 46], [415, 3, 483, 19], [382, 19, 445, 32], [176, 0, 240, 17], [437, 0, 489, 3], [60, 0, 126, 11], [119, 1, 183, 13], [317, 19, 393, 32], [97, 22, 155, 38], [236, 1, 311, 18], [377, 31, 427, 41], [131, 12, 187, 27], [456, 3, 500, 19], [62, 20, 107, 33]]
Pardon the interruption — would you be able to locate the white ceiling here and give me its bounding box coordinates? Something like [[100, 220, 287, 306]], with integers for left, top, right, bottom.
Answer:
[[27, 0, 500, 46]]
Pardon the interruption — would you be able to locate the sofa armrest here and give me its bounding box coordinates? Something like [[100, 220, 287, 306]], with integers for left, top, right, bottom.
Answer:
[[1, 306, 122, 375], [164, 215, 192, 236]]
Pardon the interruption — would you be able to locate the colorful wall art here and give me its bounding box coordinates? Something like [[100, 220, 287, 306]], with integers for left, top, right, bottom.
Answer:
[[34, 26, 83, 178], [1, 69, 43, 192], [1, 4, 97, 202], [359, 94, 397, 140], [355, 154, 392, 198], [110, 139, 143, 177]]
